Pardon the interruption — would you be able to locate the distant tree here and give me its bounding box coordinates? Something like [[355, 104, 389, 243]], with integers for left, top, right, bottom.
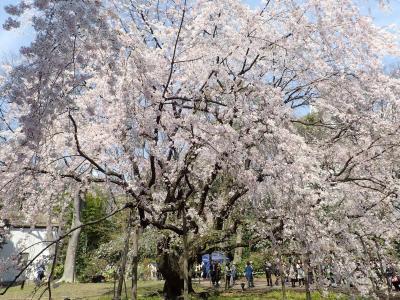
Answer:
[[57, 189, 119, 282]]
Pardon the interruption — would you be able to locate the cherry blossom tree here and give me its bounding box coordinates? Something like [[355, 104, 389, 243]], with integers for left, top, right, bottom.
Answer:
[[0, 0, 399, 299]]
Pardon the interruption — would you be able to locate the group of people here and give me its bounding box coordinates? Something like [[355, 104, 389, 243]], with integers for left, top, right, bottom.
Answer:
[[264, 260, 309, 288], [288, 261, 306, 287], [242, 260, 307, 289], [209, 261, 238, 289], [203, 258, 400, 293], [205, 259, 308, 290], [207, 260, 256, 289]]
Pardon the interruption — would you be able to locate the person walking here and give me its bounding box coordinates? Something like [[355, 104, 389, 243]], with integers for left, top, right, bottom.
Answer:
[[265, 261, 273, 287], [386, 264, 395, 291], [35, 262, 46, 286], [245, 261, 254, 288], [230, 264, 237, 286], [225, 263, 231, 290], [201, 262, 207, 279], [215, 262, 221, 287], [210, 261, 217, 286]]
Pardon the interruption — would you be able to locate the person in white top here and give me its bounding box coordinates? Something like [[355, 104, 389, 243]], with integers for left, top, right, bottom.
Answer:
[[297, 264, 305, 286], [289, 264, 297, 287]]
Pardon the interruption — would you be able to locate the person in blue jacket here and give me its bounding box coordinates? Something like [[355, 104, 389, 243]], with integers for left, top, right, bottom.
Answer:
[[245, 261, 254, 288]]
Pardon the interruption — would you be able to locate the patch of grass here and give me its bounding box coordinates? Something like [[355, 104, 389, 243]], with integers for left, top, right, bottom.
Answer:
[[0, 280, 164, 300], [0, 281, 358, 300]]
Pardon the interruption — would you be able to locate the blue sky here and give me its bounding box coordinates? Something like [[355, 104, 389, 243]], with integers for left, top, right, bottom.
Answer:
[[244, 0, 400, 24], [0, 0, 399, 59]]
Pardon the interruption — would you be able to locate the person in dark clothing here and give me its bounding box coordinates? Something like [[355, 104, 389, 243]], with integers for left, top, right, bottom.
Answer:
[[202, 263, 207, 279], [35, 262, 45, 286], [386, 265, 395, 290], [210, 261, 217, 286], [265, 261, 273, 287], [392, 274, 400, 292], [215, 262, 221, 287], [225, 263, 231, 290], [307, 269, 314, 285], [210, 261, 215, 286], [211, 261, 221, 287]]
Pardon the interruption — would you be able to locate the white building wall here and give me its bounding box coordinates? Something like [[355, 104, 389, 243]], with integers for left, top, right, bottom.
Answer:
[[0, 227, 53, 283]]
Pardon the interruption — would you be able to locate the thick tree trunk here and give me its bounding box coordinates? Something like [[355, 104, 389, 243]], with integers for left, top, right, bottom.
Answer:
[[59, 189, 83, 283], [157, 238, 194, 300], [314, 264, 323, 294], [278, 254, 287, 300], [267, 227, 286, 300], [303, 254, 312, 300], [131, 224, 140, 300], [182, 207, 189, 300], [159, 252, 184, 300], [374, 240, 390, 300], [115, 209, 133, 300]]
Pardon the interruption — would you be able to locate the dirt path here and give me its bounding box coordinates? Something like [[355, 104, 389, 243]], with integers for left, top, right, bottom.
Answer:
[[198, 277, 311, 292]]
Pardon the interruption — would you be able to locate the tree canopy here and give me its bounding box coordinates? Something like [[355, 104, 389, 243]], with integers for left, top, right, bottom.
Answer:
[[0, 0, 399, 298]]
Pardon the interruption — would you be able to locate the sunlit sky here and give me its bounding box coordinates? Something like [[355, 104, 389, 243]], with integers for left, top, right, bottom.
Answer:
[[0, 0, 399, 60], [246, 0, 400, 25]]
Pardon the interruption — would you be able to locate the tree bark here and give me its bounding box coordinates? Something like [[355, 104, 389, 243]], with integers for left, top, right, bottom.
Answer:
[[268, 227, 286, 300], [303, 253, 312, 300], [182, 207, 189, 300], [59, 189, 83, 283], [115, 209, 133, 300], [233, 225, 243, 263], [373, 240, 390, 300], [131, 223, 140, 300], [278, 254, 287, 300], [158, 252, 184, 300], [157, 236, 194, 300]]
